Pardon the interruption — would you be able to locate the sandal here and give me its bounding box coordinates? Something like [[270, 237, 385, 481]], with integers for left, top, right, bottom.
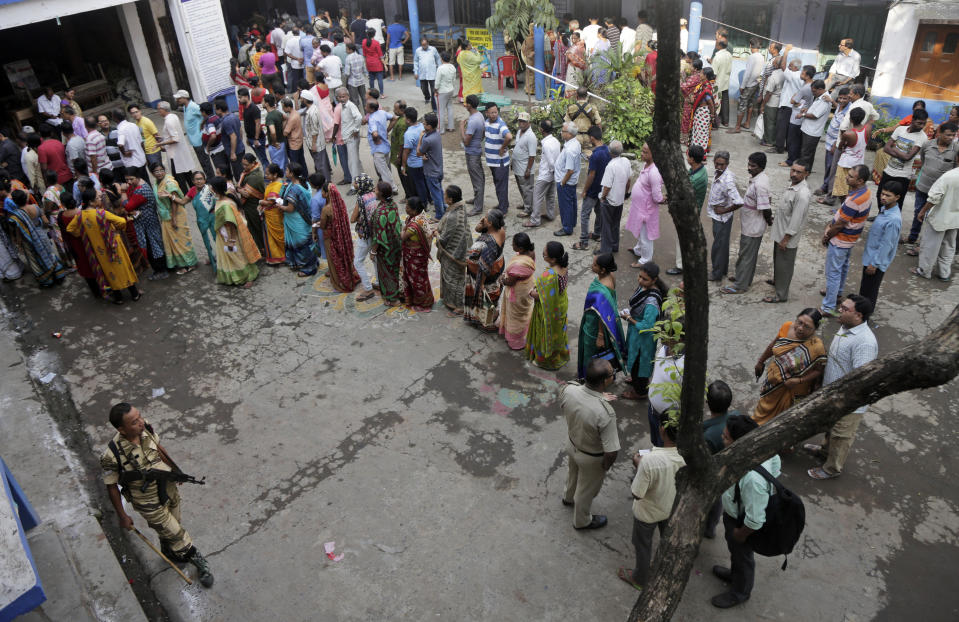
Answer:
[[446, 309, 464, 317], [905, 247, 919, 256], [630, 262, 644, 269], [296, 271, 313, 277], [762, 295, 786, 303], [357, 290, 376, 302], [131, 293, 142, 302], [720, 286, 745, 294], [807, 467, 840, 480], [571, 241, 589, 251], [617, 567, 643, 591]]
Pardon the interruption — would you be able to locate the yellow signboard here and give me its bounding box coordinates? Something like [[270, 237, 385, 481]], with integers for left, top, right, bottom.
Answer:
[[466, 27, 493, 49]]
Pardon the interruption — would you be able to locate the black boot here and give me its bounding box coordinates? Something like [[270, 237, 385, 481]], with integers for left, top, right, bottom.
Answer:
[[188, 548, 214, 588]]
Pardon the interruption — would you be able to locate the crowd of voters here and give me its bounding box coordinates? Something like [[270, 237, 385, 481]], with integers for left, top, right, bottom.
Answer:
[[1, 6, 957, 609]]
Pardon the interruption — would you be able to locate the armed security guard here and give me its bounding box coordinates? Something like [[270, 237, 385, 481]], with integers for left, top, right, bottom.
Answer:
[[564, 86, 602, 152], [100, 402, 214, 587]]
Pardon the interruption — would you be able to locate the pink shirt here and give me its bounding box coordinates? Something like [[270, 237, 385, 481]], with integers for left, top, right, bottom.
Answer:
[[626, 163, 664, 240], [259, 52, 278, 75], [333, 104, 344, 146]]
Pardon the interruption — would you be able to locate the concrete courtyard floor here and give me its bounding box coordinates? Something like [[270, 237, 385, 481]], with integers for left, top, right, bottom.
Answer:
[[2, 77, 958, 621]]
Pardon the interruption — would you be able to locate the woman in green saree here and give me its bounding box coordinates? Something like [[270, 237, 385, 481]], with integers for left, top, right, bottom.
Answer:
[[525, 241, 570, 370], [577, 253, 626, 380]]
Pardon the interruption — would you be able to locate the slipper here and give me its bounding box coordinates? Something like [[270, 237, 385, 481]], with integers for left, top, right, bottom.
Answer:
[[297, 271, 313, 277], [762, 295, 786, 303], [357, 290, 376, 302], [807, 467, 840, 480], [905, 248, 919, 256], [522, 221, 539, 228], [131, 292, 142, 302], [571, 241, 589, 250], [446, 309, 464, 317], [777, 161, 790, 167], [819, 306, 839, 318], [725, 128, 741, 134], [819, 288, 827, 296], [910, 267, 926, 277], [617, 567, 643, 592], [765, 279, 775, 286], [242, 282, 254, 289], [630, 262, 644, 269], [720, 286, 744, 294]]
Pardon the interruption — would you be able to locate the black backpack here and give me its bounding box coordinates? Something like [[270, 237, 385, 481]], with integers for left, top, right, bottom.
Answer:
[[734, 465, 805, 569]]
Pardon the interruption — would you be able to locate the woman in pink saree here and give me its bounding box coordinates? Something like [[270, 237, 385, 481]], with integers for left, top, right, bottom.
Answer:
[[499, 233, 537, 349]]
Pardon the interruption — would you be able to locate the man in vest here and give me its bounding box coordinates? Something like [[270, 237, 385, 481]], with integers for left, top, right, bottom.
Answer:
[[564, 87, 602, 152], [100, 403, 214, 587]]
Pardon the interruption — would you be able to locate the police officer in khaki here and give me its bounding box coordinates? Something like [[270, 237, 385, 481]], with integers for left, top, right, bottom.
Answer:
[[561, 358, 620, 529], [101, 402, 214, 587]]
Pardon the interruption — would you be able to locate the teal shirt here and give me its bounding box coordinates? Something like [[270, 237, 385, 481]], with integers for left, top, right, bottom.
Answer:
[[702, 409, 739, 454], [689, 164, 708, 216], [722, 455, 781, 530]]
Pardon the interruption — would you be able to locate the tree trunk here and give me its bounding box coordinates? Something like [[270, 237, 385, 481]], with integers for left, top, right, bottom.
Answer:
[[628, 1, 959, 620]]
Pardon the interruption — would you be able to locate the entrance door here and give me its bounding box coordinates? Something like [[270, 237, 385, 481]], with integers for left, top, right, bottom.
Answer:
[[903, 25, 959, 100]]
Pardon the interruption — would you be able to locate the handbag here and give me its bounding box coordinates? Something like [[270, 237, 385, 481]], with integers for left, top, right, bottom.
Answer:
[[753, 115, 764, 140], [479, 289, 499, 328]]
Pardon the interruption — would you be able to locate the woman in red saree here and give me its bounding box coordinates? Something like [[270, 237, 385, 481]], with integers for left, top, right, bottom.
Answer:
[[640, 41, 658, 92], [317, 179, 360, 292], [401, 197, 434, 311], [679, 59, 709, 145]]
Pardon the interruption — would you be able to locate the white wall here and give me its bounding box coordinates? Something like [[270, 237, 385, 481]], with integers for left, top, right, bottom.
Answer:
[[872, 2, 919, 99], [0, 0, 134, 29], [116, 2, 161, 102]]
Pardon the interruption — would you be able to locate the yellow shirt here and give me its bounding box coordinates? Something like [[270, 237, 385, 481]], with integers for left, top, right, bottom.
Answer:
[[631, 446, 686, 523], [137, 117, 160, 154]]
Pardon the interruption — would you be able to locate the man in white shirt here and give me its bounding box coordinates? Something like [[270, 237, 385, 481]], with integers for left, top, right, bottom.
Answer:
[[806, 294, 877, 480], [707, 150, 743, 281], [761, 66, 785, 147], [317, 45, 343, 89], [731, 38, 765, 133], [270, 21, 286, 66], [511, 111, 538, 215], [37, 87, 63, 133], [598, 140, 632, 254], [334, 87, 364, 190], [524, 120, 560, 227], [798, 80, 831, 172], [840, 84, 879, 132], [772, 54, 801, 154], [711, 40, 733, 127], [113, 108, 146, 178], [722, 152, 771, 294], [284, 24, 305, 94], [617, 17, 635, 57], [365, 16, 385, 44], [154, 101, 194, 189], [827, 38, 861, 93], [581, 17, 601, 54]]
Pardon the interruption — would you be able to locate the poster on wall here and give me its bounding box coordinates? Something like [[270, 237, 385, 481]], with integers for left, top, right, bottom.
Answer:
[[174, 0, 234, 101]]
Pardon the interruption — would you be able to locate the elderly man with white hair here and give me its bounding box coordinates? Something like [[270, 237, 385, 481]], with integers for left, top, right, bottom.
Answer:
[[155, 100, 195, 190], [335, 87, 364, 192], [554, 120, 583, 236], [174, 89, 212, 178], [598, 139, 632, 254]]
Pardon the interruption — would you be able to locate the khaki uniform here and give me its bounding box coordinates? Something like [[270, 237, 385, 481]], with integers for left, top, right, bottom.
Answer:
[[100, 422, 193, 555], [564, 100, 602, 151], [561, 381, 620, 528]]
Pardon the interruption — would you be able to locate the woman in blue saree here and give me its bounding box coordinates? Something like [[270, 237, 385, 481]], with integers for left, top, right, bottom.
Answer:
[[577, 253, 625, 380], [622, 262, 669, 400], [279, 163, 318, 276], [3, 187, 69, 287]]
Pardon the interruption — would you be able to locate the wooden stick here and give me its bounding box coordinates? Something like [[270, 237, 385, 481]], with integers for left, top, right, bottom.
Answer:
[[131, 527, 193, 585]]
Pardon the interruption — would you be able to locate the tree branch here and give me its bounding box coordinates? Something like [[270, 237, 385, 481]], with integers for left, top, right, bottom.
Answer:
[[715, 305, 959, 487]]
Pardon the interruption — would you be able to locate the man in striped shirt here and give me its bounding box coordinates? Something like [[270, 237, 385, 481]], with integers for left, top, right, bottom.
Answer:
[[483, 103, 512, 213], [84, 116, 109, 174], [820, 164, 872, 316]]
